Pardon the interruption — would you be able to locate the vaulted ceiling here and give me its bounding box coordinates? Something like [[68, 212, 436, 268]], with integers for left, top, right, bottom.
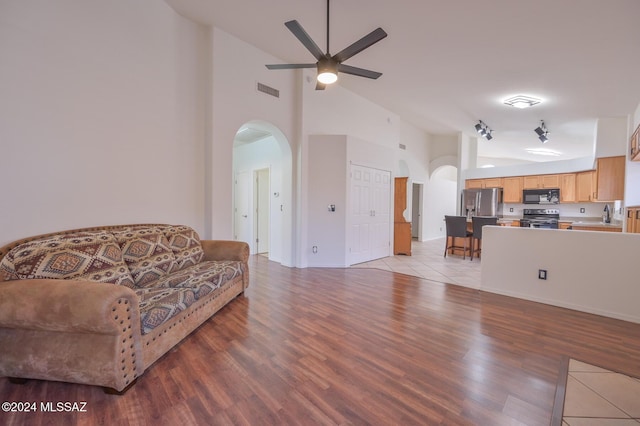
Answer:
[[165, 0, 640, 164]]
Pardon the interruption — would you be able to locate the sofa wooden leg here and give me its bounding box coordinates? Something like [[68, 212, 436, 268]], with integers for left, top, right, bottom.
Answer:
[[8, 377, 28, 385], [103, 378, 137, 395]]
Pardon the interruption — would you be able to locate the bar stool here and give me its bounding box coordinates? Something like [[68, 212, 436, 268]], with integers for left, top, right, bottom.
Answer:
[[470, 216, 498, 260], [444, 215, 472, 259]]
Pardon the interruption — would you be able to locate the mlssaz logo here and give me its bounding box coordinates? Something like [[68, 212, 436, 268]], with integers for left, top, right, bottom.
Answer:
[[40, 402, 88, 412]]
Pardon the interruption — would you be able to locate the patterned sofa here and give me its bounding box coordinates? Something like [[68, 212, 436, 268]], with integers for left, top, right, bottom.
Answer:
[[0, 224, 249, 393]]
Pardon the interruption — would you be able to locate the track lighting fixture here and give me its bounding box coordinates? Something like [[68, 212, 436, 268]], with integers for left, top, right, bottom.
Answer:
[[475, 120, 493, 140], [534, 120, 549, 143]]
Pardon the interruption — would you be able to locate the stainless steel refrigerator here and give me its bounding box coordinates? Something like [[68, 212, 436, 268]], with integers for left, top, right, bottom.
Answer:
[[461, 188, 503, 218]]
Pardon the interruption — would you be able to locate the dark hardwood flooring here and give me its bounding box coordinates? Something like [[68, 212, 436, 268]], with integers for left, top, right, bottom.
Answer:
[[1, 255, 639, 425]]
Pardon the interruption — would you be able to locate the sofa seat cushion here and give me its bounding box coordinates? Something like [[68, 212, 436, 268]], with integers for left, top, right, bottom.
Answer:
[[0, 231, 134, 287], [135, 260, 244, 335], [163, 225, 204, 271], [113, 227, 178, 287]]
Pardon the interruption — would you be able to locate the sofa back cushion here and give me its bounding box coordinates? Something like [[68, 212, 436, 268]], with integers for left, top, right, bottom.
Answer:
[[0, 231, 135, 287], [163, 225, 204, 271], [113, 227, 178, 287]]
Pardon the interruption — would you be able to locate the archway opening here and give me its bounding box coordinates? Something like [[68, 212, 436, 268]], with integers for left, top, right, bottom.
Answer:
[[232, 120, 293, 266]]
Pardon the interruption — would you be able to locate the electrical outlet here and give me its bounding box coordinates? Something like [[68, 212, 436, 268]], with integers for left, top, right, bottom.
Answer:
[[538, 269, 547, 280], [580, 208, 585, 213], [509, 207, 514, 212]]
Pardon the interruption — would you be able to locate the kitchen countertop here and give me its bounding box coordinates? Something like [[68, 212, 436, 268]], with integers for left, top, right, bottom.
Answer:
[[570, 221, 622, 228]]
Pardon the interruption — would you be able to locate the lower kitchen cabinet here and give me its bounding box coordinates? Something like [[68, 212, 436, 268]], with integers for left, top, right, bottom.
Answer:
[[627, 206, 640, 233]]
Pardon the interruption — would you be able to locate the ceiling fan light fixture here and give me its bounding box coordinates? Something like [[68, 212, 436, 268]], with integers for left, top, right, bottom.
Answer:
[[503, 95, 542, 109], [317, 71, 338, 84]]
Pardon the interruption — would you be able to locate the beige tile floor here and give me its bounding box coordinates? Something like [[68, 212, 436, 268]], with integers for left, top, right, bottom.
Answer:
[[350, 239, 640, 425], [563, 359, 640, 425]]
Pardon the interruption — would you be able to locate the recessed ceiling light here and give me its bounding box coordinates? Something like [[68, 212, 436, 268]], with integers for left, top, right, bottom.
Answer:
[[503, 95, 542, 109], [525, 148, 561, 156]]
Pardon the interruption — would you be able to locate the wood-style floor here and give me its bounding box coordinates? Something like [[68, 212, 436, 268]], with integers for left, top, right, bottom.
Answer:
[[1, 255, 639, 425]]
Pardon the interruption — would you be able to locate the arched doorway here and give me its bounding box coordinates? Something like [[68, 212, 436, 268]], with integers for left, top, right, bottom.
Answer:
[[232, 120, 293, 266]]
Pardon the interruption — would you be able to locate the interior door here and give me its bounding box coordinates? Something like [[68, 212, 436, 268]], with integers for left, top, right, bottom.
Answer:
[[350, 164, 391, 264], [255, 168, 270, 254], [234, 171, 251, 249]]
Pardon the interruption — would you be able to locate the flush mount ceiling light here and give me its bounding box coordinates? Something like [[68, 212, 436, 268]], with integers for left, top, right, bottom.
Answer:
[[475, 120, 493, 140], [503, 95, 542, 109], [534, 120, 549, 143]]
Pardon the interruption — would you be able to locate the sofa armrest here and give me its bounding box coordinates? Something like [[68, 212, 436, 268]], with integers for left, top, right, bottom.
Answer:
[[0, 279, 139, 334], [200, 240, 249, 263]]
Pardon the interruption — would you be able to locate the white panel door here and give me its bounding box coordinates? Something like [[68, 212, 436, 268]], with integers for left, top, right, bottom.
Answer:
[[350, 164, 391, 264], [255, 168, 270, 254], [371, 169, 391, 259], [234, 171, 251, 249]]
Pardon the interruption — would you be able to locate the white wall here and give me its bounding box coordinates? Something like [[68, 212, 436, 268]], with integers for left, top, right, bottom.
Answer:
[[306, 136, 348, 267], [209, 27, 298, 266], [481, 226, 640, 323], [595, 117, 628, 158], [0, 0, 208, 245], [423, 166, 458, 240]]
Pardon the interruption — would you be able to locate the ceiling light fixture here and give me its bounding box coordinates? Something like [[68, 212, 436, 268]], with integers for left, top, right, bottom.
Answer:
[[475, 120, 493, 140], [503, 95, 541, 109], [317, 59, 338, 84], [534, 120, 549, 143]]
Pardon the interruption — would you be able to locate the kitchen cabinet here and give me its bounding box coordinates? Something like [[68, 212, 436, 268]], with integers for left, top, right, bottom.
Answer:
[[523, 174, 560, 189], [560, 174, 576, 203], [595, 156, 625, 201], [626, 206, 640, 233], [631, 125, 640, 161], [503, 177, 523, 203], [576, 170, 596, 202], [558, 221, 572, 230], [393, 177, 411, 255], [465, 178, 503, 189], [571, 224, 622, 232], [523, 175, 539, 189]]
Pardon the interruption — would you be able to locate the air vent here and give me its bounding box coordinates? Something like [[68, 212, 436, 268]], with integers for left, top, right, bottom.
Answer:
[[257, 82, 280, 98], [399, 143, 407, 150]]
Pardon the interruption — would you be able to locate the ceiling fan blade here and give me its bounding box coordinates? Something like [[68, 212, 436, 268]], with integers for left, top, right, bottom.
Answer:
[[333, 28, 387, 63], [266, 63, 316, 70], [284, 20, 325, 61], [337, 64, 382, 79], [315, 81, 326, 90]]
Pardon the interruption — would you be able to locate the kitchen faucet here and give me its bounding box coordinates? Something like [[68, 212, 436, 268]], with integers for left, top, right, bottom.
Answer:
[[603, 204, 611, 224]]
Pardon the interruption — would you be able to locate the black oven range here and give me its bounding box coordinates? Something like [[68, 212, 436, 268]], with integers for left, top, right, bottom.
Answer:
[[520, 209, 560, 229]]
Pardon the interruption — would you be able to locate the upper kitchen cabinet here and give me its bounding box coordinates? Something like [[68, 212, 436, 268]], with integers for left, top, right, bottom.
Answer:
[[630, 124, 640, 161], [595, 156, 625, 201], [465, 178, 503, 189], [523, 174, 560, 189], [503, 177, 523, 203], [576, 170, 596, 202], [559, 174, 576, 203]]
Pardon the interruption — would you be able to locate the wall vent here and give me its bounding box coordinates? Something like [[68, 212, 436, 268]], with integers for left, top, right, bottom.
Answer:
[[257, 82, 280, 98], [399, 143, 407, 150]]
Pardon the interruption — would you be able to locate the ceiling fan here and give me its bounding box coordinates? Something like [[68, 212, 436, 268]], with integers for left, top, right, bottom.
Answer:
[[265, 0, 388, 90]]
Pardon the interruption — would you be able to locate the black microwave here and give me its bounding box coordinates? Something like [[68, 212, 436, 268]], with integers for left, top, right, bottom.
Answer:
[[523, 188, 560, 204]]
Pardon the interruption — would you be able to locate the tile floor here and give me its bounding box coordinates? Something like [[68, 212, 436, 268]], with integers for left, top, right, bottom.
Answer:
[[350, 237, 482, 288], [563, 359, 640, 425], [349, 238, 640, 425]]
